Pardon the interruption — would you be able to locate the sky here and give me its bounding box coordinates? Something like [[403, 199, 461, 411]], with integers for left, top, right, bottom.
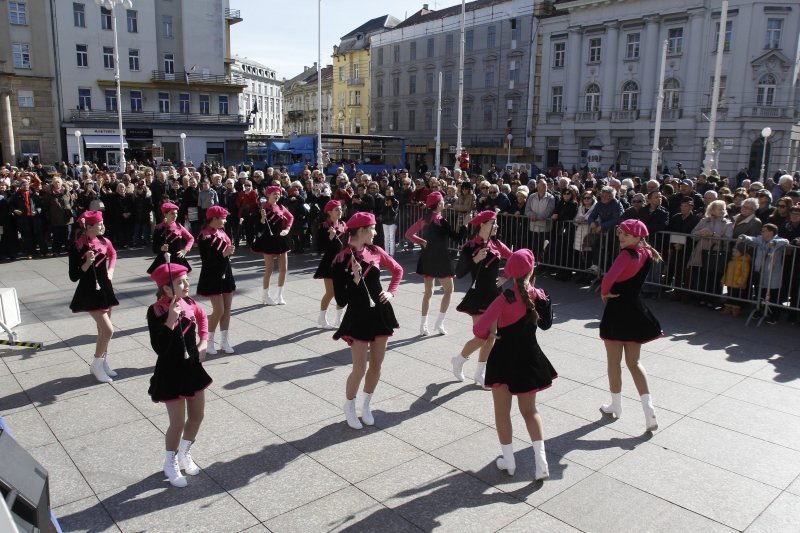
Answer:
[[230, 0, 463, 79]]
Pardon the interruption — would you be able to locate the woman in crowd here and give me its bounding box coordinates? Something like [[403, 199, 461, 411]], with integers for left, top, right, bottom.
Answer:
[[452, 210, 513, 387], [252, 185, 293, 305], [332, 212, 403, 430], [197, 205, 236, 355], [688, 200, 733, 301], [598, 219, 662, 432], [550, 185, 579, 278], [404, 192, 471, 335], [146, 263, 211, 488], [69, 210, 119, 383], [474, 249, 555, 481], [381, 187, 399, 256], [314, 200, 347, 328], [148, 202, 193, 274], [452, 181, 475, 227], [731, 198, 762, 239], [572, 191, 597, 277]]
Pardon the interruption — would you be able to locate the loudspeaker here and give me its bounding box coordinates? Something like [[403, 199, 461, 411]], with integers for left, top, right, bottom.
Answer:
[[0, 428, 52, 533]]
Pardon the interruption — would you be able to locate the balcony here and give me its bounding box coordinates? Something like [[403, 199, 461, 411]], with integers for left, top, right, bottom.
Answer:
[[224, 8, 242, 23], [651, 108, 683, 121], [348, 101, 362, 107], [347, 77, 365, 87], [700, 106, 728, 120], [745, 106, 785, 119], [70, 109, 247, 126], [575, 111, 600, 122], [546, 112, 563, 123], [150, 70, 247, 87], [611, 109, 640, 122]]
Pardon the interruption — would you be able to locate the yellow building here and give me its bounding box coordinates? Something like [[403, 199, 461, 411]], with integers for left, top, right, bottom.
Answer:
[[332, 15, 399, 135]]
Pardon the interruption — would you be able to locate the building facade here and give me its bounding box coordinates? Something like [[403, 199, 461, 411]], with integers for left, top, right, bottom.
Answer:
[[54, 0, 248, 166], [283, 64, 333, 136], [0, 0, 60, 164], [231, 55, 283, 139], [370, 0, 537, 171], [537, 0, 800, 178], [332, 15, 400, 136]]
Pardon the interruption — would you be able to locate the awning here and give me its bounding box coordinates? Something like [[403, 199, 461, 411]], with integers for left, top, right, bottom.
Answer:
[[83, 135, 128, 149]]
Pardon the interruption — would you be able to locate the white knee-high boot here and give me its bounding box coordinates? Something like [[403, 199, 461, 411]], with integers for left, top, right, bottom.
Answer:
[[496, 443, 516, 475]]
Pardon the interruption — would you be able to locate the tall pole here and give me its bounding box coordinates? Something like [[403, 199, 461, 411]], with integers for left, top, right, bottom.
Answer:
[[111, 3, 125, 170], [703, 0, 728, 175], [759, 127, 772, 181], [317, 0, 323, 173], [455, 0, 466, 163], [435, 72, 443, 172], [650, 39, 668, 180]]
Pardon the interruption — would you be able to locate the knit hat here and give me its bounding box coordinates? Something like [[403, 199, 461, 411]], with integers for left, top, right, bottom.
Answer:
[[425, 191, 444, 208], [471, 210, 496, 227], [77, 210, 103, 227], [160, 202, 179, 213], [504, 249, 535, 279], [324, 200, 342, 213], [205, 205, 229, 219], [618, 219, 649, 238], [150, 263, 188, 287], [347, 212, 376, 229]]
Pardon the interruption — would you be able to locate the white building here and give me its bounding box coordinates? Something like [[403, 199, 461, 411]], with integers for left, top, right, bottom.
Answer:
[[230, 55, 283, 138], [536, 0, 800, 178], [54, 0, 248, 166]]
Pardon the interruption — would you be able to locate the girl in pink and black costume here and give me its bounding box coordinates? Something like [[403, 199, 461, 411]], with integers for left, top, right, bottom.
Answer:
[[332, 212, 403, 430], [452, 210, 513, 387], [474, 249, 556, 481], [69, 210, 119, 383], [252, 185, 293, 305], [147, 263, 211, 488], [197, 205, 236, 355], [599, 219, 662, 432], [147, 202, 194, 274], [404, 191, 470, 335], [313, 200, 347, 329]]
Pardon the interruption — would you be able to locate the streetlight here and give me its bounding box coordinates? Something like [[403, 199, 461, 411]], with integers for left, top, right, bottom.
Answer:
[[506, 133, 513, 169], [180, 132, 186, 163], [74, 130, 83, 165], [95, 0, 132, 171], [759, 127, 772, 181]]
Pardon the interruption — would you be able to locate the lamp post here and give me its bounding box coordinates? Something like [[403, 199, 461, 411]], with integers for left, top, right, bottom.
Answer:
[[95, 0, 131, 171], [180, 132, 186, 163], [74, 130, 83, 165], [506, 133, 513, 168], [759, 127, 772, 181]]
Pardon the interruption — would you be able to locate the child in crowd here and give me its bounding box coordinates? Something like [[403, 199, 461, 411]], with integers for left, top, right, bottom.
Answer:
[[721, 242, 751, 317]]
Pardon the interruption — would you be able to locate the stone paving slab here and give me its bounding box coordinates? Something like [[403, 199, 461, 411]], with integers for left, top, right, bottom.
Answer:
[[0, 249, 798, 532]]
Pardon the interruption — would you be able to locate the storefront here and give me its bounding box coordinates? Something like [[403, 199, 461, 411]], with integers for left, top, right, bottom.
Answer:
[[125, 128, 154, 163]]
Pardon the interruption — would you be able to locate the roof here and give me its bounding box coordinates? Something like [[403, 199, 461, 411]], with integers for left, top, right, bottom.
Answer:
[[336, 14, 401, 54], [231, 55, 275, 72], [394, 0, 510, 30]]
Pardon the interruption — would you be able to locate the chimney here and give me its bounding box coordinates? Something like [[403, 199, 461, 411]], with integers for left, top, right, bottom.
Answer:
[[423, 3, 429, 10]]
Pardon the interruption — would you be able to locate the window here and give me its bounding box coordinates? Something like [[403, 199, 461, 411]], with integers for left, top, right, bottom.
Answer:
[[126, 9, 137, 32], [444, 71, 452, 91], [466, 30, 474, 52], [12, 43, 30, 69], [589, 38, 602, 63], [658, 78, 679, 110], [76, 44, 88, 67], [509, 64, 519, 86], [100, 7, 112, 30], [164, 54, 174, 74], [130, 90, 143, 112], [73, 2, 85, 27], [338, 66, 345, 81], [375, 110, 383, 131], [621, 81, 639, 110], [17, 90, 34, 108], [426, 72, 434, 93], [442, 107, 451, 129], [667, 28, 683, 54], [511, 18, 521, 42], [391, 110, 399, 131], [709, 75, 728, 107], [78, 88, 92, 110], [159, 92, 170, 113], [128, 49, 139, 71], [551, 86, 563, 112], [765, 19, 782, 49], [482, 103, 493, 129], [427, 37, 434, 58], [485, 65, 496, 88], [409, 75, 416, 95], [178, 93, 189, 114], [714, 20, 733, 52], [424, 108, 433, 130], [410, 42, 417, 60], [553, 42, 566, 68], [626, 33, 640, 59], [355, 118, 361, 134], [392, 76, 399, 97], [199, 94, 210, 114], [408, 109, 416, 131], [446, 34, 454, 55], [757, 74, 776, 106], [354, 90, 361, 105], [463, 104, 472, 128], [375, 79, 383, 98], [585, 83, 600, 112], [163, 15, 173, 38], [219, 95, 228, 115], [487, 26, 496, 48], [105, 89, 117, 111], [464, 68, 472, 89], [19, 140, 40, 156], [393, 44, 400, 63], [103, 47, 114, 69], [9, 2, 27, 25], [377, 48, 383, 65]]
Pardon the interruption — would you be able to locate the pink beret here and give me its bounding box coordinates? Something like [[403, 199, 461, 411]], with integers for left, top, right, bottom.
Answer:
[[149, 263, 189, 287], [471, 210, 496, 227], [77, 210, 103, 227], [425, 191, 444, 209], [266, 185, 282, 196], [160, 202, 179, 213], [618, 219, 648, 238], [205, 205, 229, 220], [347, 212, 376, 229], [504, 249, 535, 279], [324, 200, 342, 213]]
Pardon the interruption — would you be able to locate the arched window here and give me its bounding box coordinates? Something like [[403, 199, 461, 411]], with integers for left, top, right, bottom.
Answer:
[[757, 73, 776, 106], [664, 78, 681, 109], [584, 83, 600, 112], [621, 80, 639, 110]]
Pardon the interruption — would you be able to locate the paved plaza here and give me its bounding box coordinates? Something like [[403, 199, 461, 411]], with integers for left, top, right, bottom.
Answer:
[[1, 249, 799, 532]]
